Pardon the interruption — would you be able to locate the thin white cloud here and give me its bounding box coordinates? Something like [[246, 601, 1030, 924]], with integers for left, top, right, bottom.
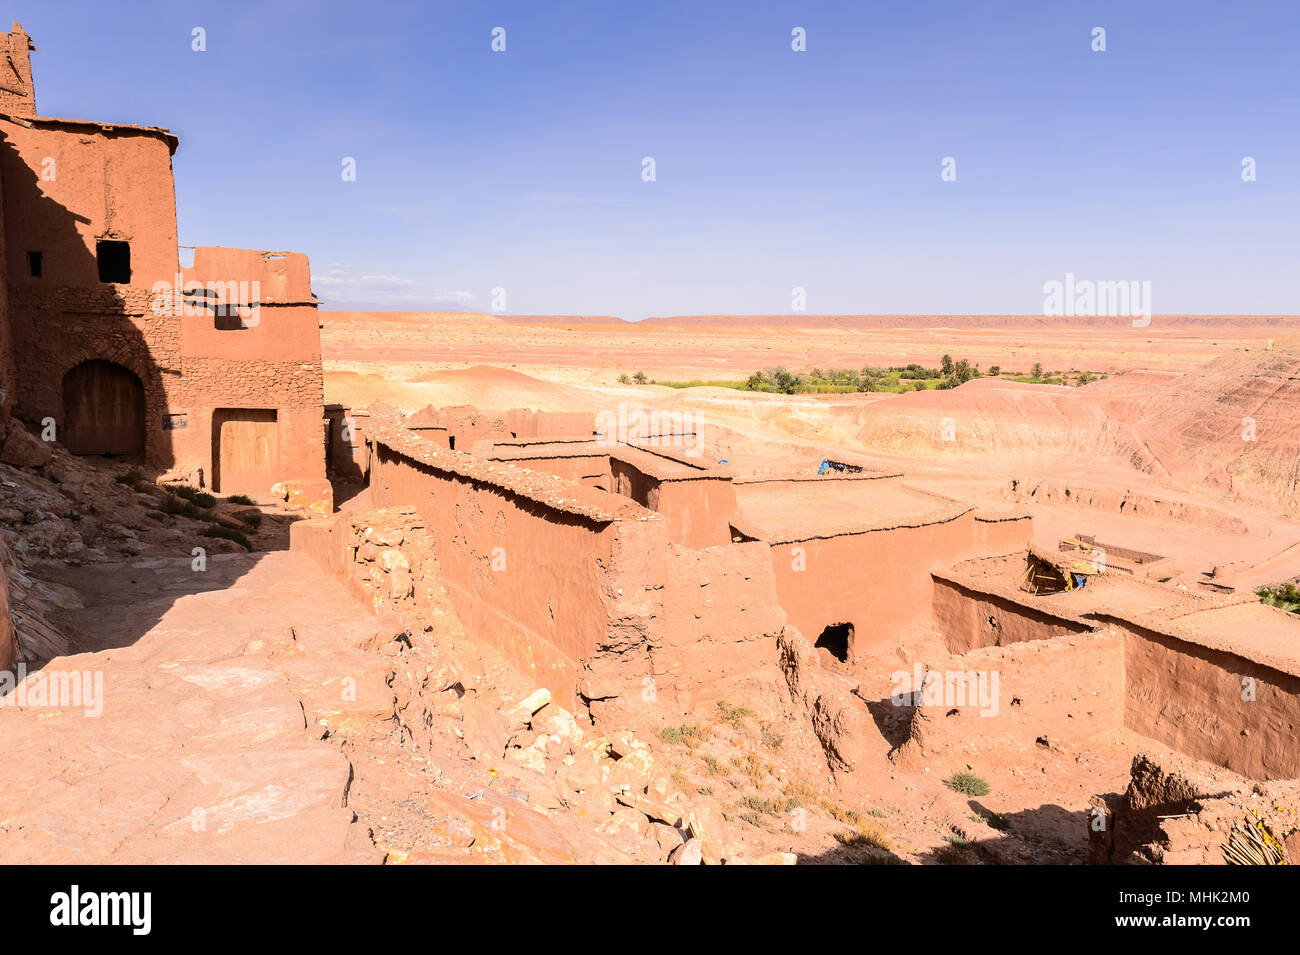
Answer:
[[313, 265, 474, 309]]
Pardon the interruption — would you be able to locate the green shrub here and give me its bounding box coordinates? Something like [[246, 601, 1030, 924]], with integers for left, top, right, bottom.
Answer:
[[944, 771, 991, 796], [115, 468, 144, 485], [1259, 583, 1300, 614], [226, 494, 256, 506]]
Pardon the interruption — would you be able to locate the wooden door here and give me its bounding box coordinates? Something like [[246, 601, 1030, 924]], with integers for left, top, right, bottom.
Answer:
[[213, 409, 278, 495], [62, 360, 145, 456]]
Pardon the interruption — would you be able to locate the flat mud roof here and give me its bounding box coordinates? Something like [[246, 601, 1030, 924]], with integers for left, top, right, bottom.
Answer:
[[730, 479, 970, 543]]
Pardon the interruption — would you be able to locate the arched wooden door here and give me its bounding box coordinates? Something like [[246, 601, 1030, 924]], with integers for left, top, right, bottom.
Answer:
[[62, 360, 145, 456]]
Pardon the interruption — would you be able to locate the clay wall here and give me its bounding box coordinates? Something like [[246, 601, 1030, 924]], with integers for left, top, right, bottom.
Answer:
[[973, 513, 1033, 555], [0, 119, 179, 289], [7, 285, 179, 465], [642, 476, 735, 547], [763, 511, 993, 660], [180, 247, 313, 306], [1103, 614, 1300, 780], [932, 572, 1095, 653], [324, 404, 367, 481], [501, 451, 612, 489], [503, 408, 594, 439], [492, 442, 736, 546], [363, 423, 665, 702], [930, 564, 1300, 781], [891, 632, 1126, 775], [654, 541, 787, 708]]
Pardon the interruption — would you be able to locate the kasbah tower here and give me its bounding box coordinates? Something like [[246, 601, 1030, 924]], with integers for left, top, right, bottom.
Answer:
[[0, 22, 331, 510]]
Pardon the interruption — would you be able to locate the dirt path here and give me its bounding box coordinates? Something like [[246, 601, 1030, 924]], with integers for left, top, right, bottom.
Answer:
[[0, 551, 387, 863]]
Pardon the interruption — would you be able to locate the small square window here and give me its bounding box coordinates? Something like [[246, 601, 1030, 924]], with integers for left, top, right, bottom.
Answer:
[[96, 239, 131, 283], [26, 251, 42, 278]]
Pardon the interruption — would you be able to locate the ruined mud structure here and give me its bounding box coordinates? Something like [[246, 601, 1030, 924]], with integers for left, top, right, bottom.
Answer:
[[296, 399, 1300, 863], [0, 24, 328, 507]]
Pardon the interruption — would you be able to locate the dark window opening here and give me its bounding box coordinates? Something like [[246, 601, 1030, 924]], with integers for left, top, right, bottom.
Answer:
[[448, 435, 456, 451], [26, 251, 42, 278], [185, 286, 248, 330], [96, 240, 131, 283], [815, 622, 853, 662], [214, 306, 245, 331]]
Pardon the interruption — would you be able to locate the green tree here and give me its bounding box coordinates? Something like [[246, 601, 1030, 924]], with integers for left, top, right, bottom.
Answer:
[[1031, 362, 1044, 380]]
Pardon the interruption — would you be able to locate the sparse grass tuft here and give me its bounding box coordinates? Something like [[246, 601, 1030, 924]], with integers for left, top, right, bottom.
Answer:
[[702, 755, 729, 777], [715, 700, 755, 728], [658, 724, 708, 746], [732, 752, 770, 784], [935, 844, 970, 864], [834, 826, 893, 852], [159, 496, 210, 520], [670, 769, 694, 795], [115, 468, 144, 485], [226, 494, 257, 506], [201, 524, 252, 550], [738, 794, 801, 816], [760, 722, 784, 751], [944, 771, 991, 797]]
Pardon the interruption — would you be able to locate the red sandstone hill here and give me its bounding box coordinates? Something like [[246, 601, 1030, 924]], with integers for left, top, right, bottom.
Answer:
[[842, 338, 1300, 508]]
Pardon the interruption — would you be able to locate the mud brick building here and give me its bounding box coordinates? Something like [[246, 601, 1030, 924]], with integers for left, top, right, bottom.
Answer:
[[0, 23, 328, 502]]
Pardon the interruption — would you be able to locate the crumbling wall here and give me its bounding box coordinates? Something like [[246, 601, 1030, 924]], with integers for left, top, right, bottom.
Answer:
[[355, 421, 666, 708], [1090, 752, 1300, 865], [0, 24, 36, 116], [653, 541, 787, 709], [889, 631, 1125, 775], [1107, 615, 1300, 780]]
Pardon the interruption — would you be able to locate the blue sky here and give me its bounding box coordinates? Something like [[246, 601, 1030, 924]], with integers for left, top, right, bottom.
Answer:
[[19, 0, 1300, 317]]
